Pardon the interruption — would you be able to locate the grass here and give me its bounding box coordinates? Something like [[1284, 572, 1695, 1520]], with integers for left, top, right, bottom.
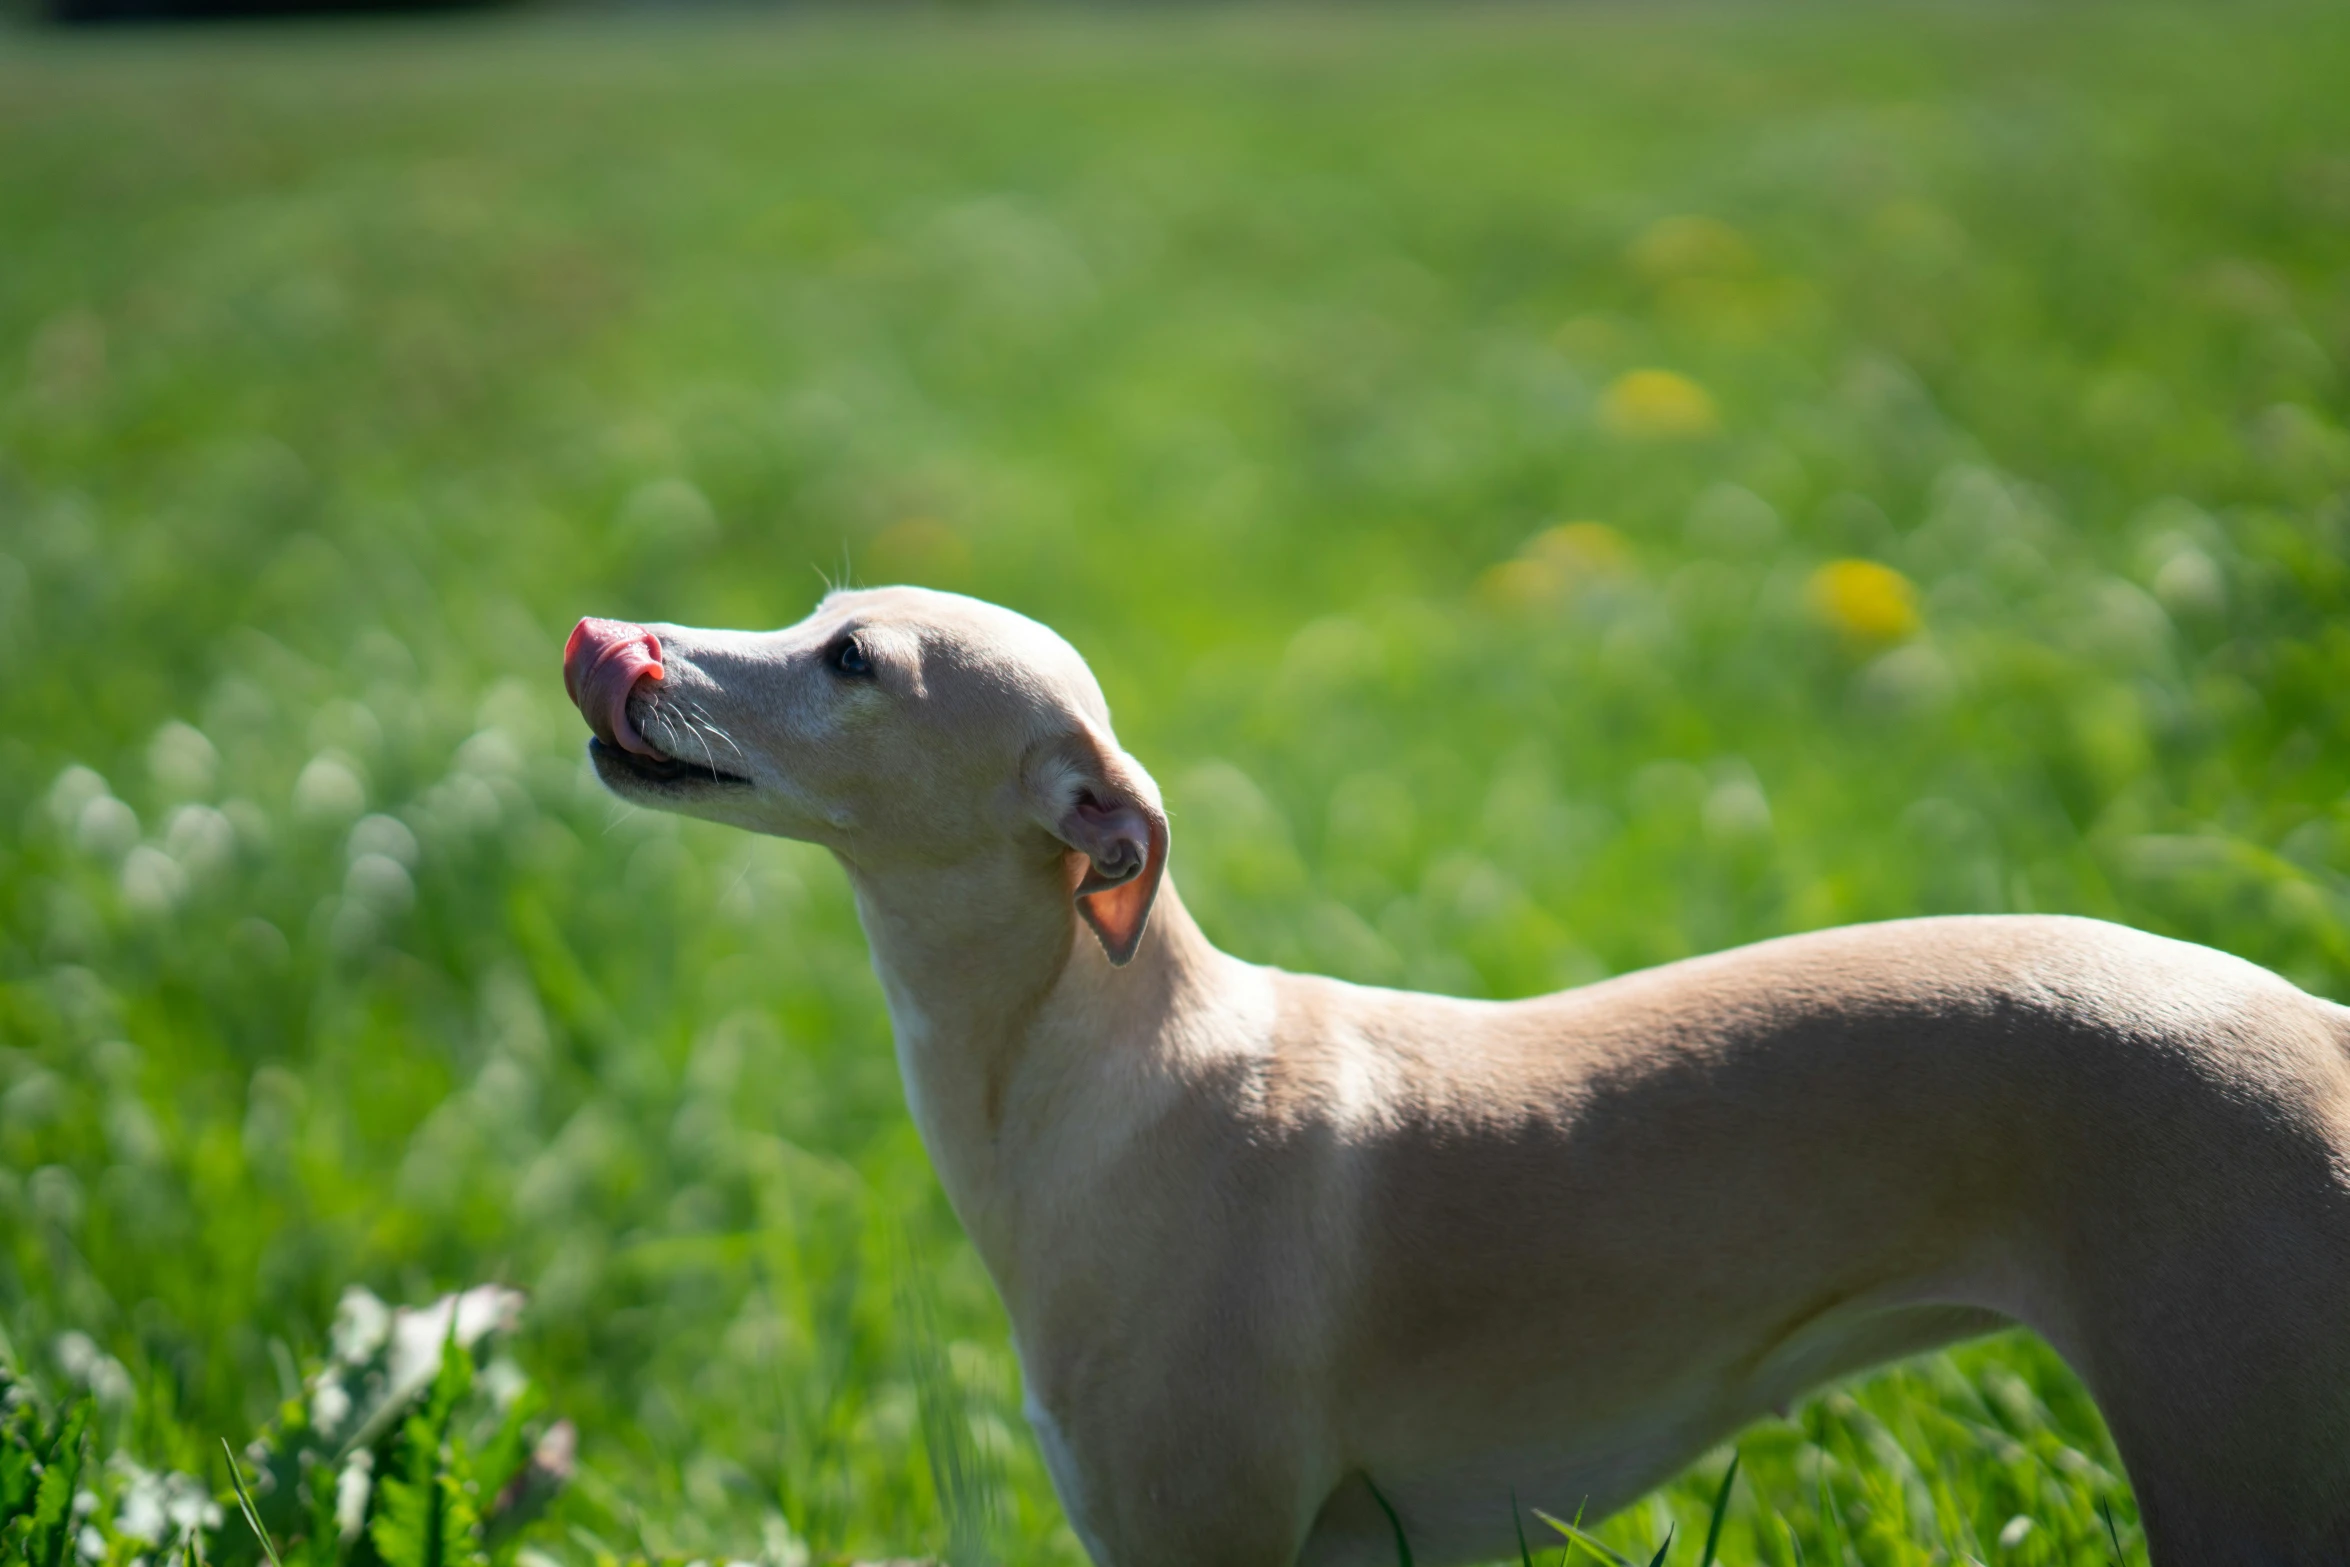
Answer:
[[3, 2, 2349, 1561]]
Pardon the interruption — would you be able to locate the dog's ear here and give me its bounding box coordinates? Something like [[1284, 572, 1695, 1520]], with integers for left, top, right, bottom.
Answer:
[[1023, 726, 1169, 966]]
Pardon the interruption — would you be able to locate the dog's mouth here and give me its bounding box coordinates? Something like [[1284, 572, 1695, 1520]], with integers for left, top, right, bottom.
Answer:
[[567, 617, 754, 793], [589, 734, 754, 790]]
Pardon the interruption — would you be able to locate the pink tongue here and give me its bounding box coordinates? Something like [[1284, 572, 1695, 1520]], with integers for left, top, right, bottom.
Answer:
[[563, 618, 665, 756]]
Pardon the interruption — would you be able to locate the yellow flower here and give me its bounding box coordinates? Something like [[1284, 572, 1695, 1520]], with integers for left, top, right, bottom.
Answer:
[[1808, 558, 1920, 642], [1626, 215, 1756, 282], [1478, 521, 1629, 609], [1527, 520, 1627, 573], [1601, 370, 1719, 439], [1478, 558, 1559, 609]]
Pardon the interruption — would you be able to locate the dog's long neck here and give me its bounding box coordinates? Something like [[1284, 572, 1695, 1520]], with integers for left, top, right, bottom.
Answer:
[[844, 844, 1242, 1283]]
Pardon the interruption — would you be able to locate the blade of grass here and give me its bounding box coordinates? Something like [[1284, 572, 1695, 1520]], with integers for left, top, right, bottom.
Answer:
[[221, 1438, 287, 1567], [1364, 1475, 1414, 1567], [1534, 1508, 1640, 1567], [1644, 1523, 1675, 1567], [1554, 1500, 1588, 1567], [2101, 1496, 2125, 1564], [1810, 1425, 1851, 1567], [1513, 1488, 1536, 1567], [1698, 1453, 1740, 1567]]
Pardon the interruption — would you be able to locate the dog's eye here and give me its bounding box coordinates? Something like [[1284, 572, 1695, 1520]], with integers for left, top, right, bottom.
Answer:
[[829, 635, 873, 678]]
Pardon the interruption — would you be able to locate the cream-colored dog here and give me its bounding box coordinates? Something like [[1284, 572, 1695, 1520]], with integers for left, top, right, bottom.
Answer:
[[563, 587, 2350, 1565]]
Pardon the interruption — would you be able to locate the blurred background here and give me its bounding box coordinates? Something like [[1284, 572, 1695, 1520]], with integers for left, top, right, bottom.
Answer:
[[3, 4, 2349, 1564]]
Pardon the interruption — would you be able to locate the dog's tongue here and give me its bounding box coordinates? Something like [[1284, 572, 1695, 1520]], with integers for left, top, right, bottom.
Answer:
[[563, 617, 665, 757]]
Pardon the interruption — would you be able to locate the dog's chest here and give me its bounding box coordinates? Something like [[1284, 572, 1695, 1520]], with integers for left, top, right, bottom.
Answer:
[[1020, 1370, 1114, 1562]]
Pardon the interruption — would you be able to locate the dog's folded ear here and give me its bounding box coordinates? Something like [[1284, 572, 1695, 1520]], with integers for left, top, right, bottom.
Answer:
[[1023, 725, 1169, 966]]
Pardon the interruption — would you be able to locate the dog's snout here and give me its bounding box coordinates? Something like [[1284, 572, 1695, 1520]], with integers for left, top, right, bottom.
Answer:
[[564, 617, 665, 756]]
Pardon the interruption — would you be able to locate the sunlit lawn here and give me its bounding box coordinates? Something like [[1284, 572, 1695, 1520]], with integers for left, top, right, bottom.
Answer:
[[4, 3, 2350, 1562]]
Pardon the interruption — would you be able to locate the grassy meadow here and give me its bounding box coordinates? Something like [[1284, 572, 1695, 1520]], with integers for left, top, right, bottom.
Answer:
[[5, 3, 2350, 1562]]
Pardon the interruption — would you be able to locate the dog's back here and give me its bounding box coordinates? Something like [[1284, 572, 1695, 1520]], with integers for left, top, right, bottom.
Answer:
[[1261, 915, 2350, 1563]]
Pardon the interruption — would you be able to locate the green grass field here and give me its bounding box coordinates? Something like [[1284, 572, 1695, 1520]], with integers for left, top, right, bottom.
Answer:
[[5, 4, 2350, 1562]]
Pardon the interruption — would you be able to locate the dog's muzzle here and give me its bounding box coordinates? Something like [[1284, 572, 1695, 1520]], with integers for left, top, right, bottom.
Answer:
[[563, 617, 665, 757]]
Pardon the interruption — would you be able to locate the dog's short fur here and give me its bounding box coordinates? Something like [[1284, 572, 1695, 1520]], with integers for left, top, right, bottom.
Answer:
[[569, 587, 2350, 1564]]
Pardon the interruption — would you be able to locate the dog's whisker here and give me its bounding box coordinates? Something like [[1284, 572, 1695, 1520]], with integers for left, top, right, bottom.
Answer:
[[677, 697, 746, 760], [663, 698, 737, 764], [656, 700, 720, 773], [685, 720, 722, 777], [649, 695, 734, 781]]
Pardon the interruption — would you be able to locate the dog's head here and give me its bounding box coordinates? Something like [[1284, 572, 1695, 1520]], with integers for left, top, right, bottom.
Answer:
[[563, 587, 1168, 964]]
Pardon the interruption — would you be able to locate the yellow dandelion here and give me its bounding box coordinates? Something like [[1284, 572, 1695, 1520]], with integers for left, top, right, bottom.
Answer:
[[1627, 214, 1756, 282], [1526, 520, 1628, 573], [1808, 559, 1921, 642], [1601, 369, 1719, 439], [1477, 557, 1561, 610], [1478, 521, 1630, 610]]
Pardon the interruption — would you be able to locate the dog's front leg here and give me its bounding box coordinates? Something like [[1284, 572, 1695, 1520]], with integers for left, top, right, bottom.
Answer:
[[1026, 1380, 1327, 1567]]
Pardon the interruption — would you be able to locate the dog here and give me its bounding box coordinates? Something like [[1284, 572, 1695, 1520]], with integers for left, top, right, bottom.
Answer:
[[564, 586, 2350, 1564]]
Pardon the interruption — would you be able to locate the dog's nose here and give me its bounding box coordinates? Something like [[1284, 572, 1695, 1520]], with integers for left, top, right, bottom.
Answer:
[[563, 617, 665, 756]]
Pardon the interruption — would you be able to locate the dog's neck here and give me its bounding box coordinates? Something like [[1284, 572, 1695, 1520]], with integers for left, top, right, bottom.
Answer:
[[842, 842, 1236, 1282]]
